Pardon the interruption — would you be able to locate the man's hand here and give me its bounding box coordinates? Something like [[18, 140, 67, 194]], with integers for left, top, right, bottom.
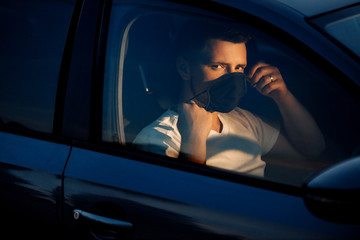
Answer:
[[248, 62, 289, 103], [248, 62, 325, 158], [177, 101, 213, 164]]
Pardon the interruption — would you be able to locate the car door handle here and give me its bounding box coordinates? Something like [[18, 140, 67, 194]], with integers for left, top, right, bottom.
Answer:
[[73, 209, 134, 229]]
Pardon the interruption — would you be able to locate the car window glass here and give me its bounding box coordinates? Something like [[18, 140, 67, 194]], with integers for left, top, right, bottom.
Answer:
[[325, 13, 360, 58], [0, 0, 74, 133], [312, 5, 360, 59], [103, 4, 360, 186]]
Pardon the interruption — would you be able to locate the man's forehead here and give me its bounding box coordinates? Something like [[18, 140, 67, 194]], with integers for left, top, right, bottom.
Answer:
[[198, 39, 247, 63]]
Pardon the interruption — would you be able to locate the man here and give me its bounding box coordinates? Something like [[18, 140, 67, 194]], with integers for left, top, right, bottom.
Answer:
[[133, 19, 325, 176]]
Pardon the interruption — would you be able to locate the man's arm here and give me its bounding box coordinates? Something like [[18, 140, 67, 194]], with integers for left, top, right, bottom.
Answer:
[[177, 101, 213, 164], [248, 62, 325, 158], [275, 91, 325, 157]]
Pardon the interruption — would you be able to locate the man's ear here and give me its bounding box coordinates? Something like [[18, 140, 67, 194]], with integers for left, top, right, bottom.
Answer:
[[176, 56, 191, 81]]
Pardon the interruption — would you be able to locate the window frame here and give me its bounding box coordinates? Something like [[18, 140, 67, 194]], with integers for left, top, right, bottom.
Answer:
[[98, 0, 360, 195]]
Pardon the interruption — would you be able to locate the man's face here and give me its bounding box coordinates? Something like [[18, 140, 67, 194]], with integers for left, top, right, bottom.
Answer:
[[189, 39, 247, 93]]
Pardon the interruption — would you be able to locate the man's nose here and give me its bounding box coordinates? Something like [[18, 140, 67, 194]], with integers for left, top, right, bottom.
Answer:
[[227, 67, 237, 73]]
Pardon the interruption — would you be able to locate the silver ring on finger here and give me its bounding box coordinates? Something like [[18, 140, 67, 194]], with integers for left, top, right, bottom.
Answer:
[[269, 74, 274, 83]]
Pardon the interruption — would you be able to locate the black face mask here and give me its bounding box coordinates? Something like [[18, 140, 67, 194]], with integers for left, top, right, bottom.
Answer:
[[189, 72, 247, 113]]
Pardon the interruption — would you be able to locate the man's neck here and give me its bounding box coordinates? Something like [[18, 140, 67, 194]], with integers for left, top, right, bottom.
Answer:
[[211, 113, 222, 133]]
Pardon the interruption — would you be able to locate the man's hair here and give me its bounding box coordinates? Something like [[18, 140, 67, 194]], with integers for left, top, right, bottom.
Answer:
[[176, 18, 252, 60]]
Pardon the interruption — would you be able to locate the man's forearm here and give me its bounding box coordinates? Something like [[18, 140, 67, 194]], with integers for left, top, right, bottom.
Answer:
[[276, 92, 325, 157], [179, 135, 207, 164]]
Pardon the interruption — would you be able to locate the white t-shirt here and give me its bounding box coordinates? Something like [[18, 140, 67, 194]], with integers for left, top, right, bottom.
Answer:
[[133, 107, 279, 176]]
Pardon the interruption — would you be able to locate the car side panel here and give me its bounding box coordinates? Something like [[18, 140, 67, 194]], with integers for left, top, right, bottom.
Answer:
[[62, 147, 360, 239], [0, 131, 70, 235]]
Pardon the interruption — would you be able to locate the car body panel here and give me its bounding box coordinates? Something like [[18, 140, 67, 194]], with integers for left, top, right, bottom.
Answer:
[[0, 131, 70, 234], [62, 147, 360, 238]]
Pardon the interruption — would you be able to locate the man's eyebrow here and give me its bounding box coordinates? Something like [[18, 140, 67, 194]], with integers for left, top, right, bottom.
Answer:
[[206, 62, 247, 68], [209, 62, 245, 65]]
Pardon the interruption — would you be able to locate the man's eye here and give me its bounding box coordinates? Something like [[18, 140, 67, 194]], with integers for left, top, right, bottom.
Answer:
[[235, 66, 246, 72], [236, 66, 245, 71], [210, 64, 224, 70]]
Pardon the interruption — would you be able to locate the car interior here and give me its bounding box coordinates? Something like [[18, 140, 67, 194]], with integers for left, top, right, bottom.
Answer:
[[111, 11, 360, 185], [122, 14, 181, 143]]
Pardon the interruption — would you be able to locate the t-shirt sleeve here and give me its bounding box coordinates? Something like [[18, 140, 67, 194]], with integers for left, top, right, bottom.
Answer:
[[133, 122, 180, 158], [236, 109, 280, 155], [254, 117, 280, 154]]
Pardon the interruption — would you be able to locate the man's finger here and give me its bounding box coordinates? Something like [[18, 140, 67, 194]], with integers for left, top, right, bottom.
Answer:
[[247, 62, 270, 79], [250, 67, 280, 88]]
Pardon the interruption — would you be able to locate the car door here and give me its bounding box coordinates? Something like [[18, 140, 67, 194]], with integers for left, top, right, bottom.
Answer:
[[62, 0, 360, 239], [0, 0, 75, 236]]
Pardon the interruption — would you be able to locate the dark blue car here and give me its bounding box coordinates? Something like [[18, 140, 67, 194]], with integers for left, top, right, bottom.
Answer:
[[0, 0, 359, 239]]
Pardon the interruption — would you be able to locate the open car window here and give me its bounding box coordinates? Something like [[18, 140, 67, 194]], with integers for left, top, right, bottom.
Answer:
[[103, 4, 360, 186]]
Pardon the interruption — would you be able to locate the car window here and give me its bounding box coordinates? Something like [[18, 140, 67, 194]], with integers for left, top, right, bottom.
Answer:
[[0, 0, 74, 133], [103, 3, 360, 186], [325, 13, 360, 57], [311, 5, 360, 59]]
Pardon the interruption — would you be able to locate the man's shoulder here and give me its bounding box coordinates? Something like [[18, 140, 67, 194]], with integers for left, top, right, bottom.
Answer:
[[219, 107, 265, 132], [154, 109, 179, 126], [133, 109, 179, 143], [225, 107, 257, 120]]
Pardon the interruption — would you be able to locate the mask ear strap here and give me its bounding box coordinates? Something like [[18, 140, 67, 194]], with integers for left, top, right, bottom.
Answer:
[[186, 77, 208, 104], [185, 88, 211, 111], [187, 89, 207, 102], [205, 89, 211, 110], [187, 77, 213, 110]]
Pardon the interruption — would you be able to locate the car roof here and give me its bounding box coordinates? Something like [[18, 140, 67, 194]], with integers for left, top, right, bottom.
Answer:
[[275, 0, 359, 17], [214, 0, 359, 17]]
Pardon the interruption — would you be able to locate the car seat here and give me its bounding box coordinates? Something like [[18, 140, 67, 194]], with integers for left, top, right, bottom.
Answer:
[[122, 14, 180, 143]]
